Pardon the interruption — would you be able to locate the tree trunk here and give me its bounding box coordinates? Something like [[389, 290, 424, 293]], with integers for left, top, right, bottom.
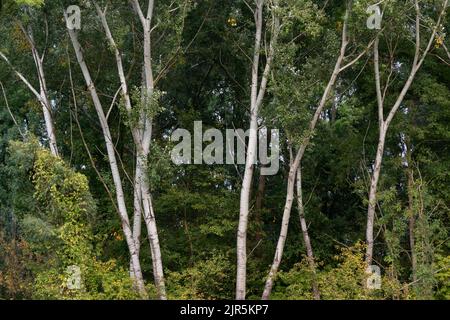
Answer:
[[66, 25, 147, 298], [40, 96, 58, 157], [138, 5, 167, 300], [365, 126, 386, 266], [24, 23, 59, 157], [130, 162, 142, 278], [236, 0, 272, 299], [296, 167, 320, 300], [236, 111, 258, 300], [261, 157, 299, 299], [139, 150, 167, 299], [0, 23, 59, 156], [96, 1, 167, 298]]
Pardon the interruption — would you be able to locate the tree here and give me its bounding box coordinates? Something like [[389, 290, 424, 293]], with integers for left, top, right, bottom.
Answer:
[[236, 0, 280, 300], [365, 0, 448, 266], [0, 1, 58, 155]]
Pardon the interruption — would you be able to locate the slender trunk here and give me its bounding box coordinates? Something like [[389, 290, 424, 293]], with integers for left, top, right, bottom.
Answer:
[[139, 8, 167, 300], [24, 23, 59, 157], [139, 150, 167, 299], [365, 126, 386, 266], [236, 0, 280, 299], [96, 0, 144, 288], [30, 42, 58, 156], [66, 25, 147, 298], [0, 23, 59, 156], [236, 112, 258, 300], [32, 50, 58, 156], [296, 167, 320, 300], [261, 157, 299, 299], [95, 2, 166, 298], [236, 0, 264, 300], [40, 95, 58, 156], [130, 161, 142, 277]]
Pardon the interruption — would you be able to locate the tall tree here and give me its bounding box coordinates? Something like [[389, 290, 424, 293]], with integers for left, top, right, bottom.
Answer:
[[0, 4, 58, 155], [365, 0, 448, 266], [236, 0, 280, 300], [65, 18, 149, 298]]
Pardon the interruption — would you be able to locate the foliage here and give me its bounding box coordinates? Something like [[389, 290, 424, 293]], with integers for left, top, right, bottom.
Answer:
[[166, 252, 233, 299], [0, 0, 449, 300]]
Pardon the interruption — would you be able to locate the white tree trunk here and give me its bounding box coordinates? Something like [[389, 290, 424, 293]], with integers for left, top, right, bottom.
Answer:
[[236, 0, 280, 299], [134, 0, 167, 300], [27, 26, 59, 157], [130, 163, 143, 278], [96, 1, 167, 298], [365, 126, 386, 265], [140, 166, 167, 299], [236, 111, 258, 300], [261, 155, 299, 299], [66, 25, 147, 298]]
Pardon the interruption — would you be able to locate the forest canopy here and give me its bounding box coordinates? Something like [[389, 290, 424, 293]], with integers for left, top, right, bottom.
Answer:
[[0, 0, 449, 300]]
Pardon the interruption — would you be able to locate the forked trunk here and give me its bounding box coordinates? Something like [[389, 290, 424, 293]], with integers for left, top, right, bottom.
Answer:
[[66, 25, 147, 298]]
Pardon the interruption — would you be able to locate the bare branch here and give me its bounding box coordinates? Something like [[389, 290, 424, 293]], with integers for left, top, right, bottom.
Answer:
[[130, 0, 146, 26], [0, 51, 42, 102]]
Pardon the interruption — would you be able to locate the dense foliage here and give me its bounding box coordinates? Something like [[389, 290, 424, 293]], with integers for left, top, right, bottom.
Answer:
[[0, 0, 449, 300]]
